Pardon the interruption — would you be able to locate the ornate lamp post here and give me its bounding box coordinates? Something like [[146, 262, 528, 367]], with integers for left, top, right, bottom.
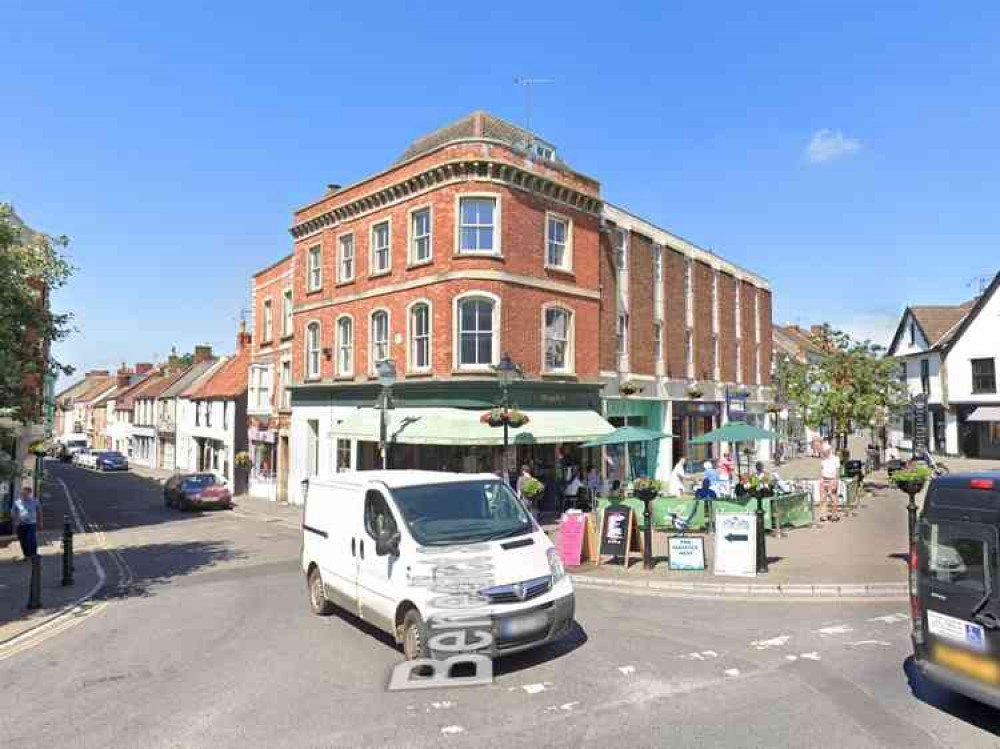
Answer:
[[491, 353, 522, 479], [376, 359, 397, 470]]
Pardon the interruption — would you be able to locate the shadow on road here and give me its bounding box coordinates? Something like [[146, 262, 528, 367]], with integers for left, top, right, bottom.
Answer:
[[493, 621, 589, 676], [97, 539, 247, 600], [903, 656, 1000, 735]]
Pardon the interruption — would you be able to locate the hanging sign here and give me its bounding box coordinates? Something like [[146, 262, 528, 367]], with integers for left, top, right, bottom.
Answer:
[[713, 512, 757, 577], [556, 510, 596, 567]]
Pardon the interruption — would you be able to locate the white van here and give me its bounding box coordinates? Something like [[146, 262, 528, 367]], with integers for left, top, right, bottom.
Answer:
[[301, 471, 576, 660]]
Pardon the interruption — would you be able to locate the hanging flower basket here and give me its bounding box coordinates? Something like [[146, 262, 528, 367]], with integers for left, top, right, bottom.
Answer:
[[633, 477, 661, 503], [479, 408, 530, 428], [892, 465, 931, 496], [234, 451, 253, 468], [618, 380, 642, 396], [28, 440, 49, 457], [686, 385, 704, 399], [520, 476, 544, 499]]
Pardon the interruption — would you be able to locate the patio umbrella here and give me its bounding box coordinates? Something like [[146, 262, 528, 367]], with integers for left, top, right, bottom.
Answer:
[[582, 426, 673, 483], [689, 421, 779, 478]]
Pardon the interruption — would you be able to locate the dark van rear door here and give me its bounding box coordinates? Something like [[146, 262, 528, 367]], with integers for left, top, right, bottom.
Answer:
[[918, 515, 1000, 673]]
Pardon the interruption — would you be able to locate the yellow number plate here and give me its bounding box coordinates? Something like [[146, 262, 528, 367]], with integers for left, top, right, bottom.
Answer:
[[933, 643, 1000, 684]]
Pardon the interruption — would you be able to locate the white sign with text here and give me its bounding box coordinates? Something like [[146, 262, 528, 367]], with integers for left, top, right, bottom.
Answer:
[[713, 512, 757, 577]]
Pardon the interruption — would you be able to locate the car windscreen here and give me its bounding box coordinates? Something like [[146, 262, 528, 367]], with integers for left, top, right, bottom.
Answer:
[[181, 475, 217, 491], [390, 480, 534, 547], [100, 452, 124, 459], [920, 520, 994, 593]]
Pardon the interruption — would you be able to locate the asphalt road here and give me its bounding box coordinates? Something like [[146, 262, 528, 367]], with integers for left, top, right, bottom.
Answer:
[[3, 463, 1000, 748]]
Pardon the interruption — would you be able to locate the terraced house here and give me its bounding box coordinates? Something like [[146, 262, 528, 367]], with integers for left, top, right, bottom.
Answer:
[[278, 112, 774, 504]]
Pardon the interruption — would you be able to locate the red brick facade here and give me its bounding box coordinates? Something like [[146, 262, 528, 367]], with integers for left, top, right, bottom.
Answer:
[[661, 247, 687, 379]]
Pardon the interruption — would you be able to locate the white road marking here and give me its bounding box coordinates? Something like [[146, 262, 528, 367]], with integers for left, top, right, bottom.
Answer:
[[724, 668, 740, 677], [545, 702, 580, 712], [429, 701, 454, 710], [845, 640, 891, 647], [800, 652, 821, 661], [751, 635, 791, 650], [618, 665, 636, 676], [518, 683, 550, 694], [868, 613, 909, 624], [785, 655, 798, 662], [814, 624, 854, 636], [441, 726, 465, 735]]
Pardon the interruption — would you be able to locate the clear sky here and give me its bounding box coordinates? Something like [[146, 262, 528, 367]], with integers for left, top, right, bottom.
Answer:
[[3, 2, 997, 386]]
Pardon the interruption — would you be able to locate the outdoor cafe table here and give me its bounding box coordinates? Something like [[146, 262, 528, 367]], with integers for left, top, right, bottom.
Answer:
[[594, 492, 814, 533]]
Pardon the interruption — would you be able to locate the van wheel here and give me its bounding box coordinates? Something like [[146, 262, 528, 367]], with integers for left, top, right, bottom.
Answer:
[[308, 568, 334, 616], [401, 609, 430, 661]]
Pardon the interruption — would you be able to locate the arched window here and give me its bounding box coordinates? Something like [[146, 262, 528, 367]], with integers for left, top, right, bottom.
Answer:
[[336, 316, 353, 376], [409, 302, 431, 371], [543, 306, 573, 373], [305, 322, 321, 380], [370, 310, 390, 370], [456, 296, 496, 368]]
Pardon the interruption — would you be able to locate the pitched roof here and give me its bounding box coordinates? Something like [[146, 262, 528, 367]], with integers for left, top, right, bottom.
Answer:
[[159, 358, 218, 399], [135, 367, 191, 400], [73, 376, 115, 404], [113, 371, 157, 411], [773, 325, 825, 357], [183, 349, 249, 400], [909, 302, 976, 347]]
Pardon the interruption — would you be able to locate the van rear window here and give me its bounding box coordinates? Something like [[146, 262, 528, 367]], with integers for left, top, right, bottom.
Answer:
[[920, 521, 992, 593]]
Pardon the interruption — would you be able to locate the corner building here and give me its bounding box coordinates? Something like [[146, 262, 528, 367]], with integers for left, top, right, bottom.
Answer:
[[286, 112, 773, 503]]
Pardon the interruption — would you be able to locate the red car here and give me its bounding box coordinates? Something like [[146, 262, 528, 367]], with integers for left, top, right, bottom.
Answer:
[[163, 473, 234, 511]]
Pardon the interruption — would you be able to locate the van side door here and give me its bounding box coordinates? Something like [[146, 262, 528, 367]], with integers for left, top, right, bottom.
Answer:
[[355, 488, 403, 636], [306, 483, 362, 614]]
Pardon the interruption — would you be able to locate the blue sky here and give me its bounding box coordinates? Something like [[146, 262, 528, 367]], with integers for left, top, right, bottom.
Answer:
[[3, 2, 997, 386]]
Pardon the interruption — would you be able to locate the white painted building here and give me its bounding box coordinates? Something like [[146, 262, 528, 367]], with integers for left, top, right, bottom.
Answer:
[[887, 271, 1000, 459]]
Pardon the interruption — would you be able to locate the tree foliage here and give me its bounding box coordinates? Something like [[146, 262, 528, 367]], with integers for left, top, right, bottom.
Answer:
[[0, 203, 74, 422], [783, 324, 907, 443]]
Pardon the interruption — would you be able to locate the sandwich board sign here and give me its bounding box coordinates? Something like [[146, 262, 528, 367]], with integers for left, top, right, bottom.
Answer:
[[598, 504, 642, 569], [556, 510, 597, 567], [668, 536, 706, 571], [713, 512, 757, 577]]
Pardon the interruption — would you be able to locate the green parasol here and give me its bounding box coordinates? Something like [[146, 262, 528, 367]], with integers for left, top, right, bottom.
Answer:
[[583, 426, 673, 484], [689, 421, 779, 478]]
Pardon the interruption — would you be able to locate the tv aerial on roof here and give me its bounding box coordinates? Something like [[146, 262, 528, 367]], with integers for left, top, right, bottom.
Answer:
[[513, 77, 554, 133]]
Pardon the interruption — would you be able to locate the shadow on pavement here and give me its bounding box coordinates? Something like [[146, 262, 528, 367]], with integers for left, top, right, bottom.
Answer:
[[903, 656, 1000, 735], [96, 539, 247, 600]]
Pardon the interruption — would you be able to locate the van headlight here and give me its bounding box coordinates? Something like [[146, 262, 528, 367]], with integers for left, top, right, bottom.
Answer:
[[547, 548, 566, 584]]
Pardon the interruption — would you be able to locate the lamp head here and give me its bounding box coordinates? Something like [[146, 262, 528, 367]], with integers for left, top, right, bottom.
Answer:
[[494, 353, 519, 387], [376, 359, 397, 388]]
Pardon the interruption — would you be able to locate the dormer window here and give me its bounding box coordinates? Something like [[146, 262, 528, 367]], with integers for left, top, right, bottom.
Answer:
[[909, 320, 916, 346], [533, 140, 555, 161]]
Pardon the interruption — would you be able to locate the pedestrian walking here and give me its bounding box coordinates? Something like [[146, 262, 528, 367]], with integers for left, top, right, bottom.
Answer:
[[818, 446, 841, 523], [14, 485, 42, 559]]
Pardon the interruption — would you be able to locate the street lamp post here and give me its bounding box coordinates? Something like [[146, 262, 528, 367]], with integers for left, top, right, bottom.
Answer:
[[376, 359, 397, 470], [492, 354, 521, 481]]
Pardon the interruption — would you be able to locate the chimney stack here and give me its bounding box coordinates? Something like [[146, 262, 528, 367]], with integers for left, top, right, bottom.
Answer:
[[193, 345, 213, 363], [326, 183, 341, 194], [135, 362, 153, 375], [810, 325, 824, 337], [237, 320, 252, 352]]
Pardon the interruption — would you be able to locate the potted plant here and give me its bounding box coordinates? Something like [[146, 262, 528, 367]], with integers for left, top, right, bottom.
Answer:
[[618, 380, 642, 397], [234, 451, 253, 469], [891, 464, 931, 497], [633, 477, 661, 502], [28, 440, 49, 457], [519, 477, 544, 506], [686, 384, 704, 399]]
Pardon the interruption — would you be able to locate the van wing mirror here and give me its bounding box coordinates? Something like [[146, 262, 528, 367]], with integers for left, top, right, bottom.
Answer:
[[376, 530, 401, 557]]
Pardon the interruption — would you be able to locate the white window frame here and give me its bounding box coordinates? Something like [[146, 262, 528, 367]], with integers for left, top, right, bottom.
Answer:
[[335, 438, 352, 473], [544, 211, 573, 272], [455, 194, 502, 257], [336, 314, 354, 377], [280, 357, 292, 410], [713, 335, 720, 381], [734, 276, 742, 337], [736, 340, 744, 384], [262, 298, 273, 343], [711, 268, 720, 334], [541, 304, 575, 374], [617, 312, 628, 356], [337, 232, 355, 283], [654, 244, 663, 282], [407, 204, 433, 266], [685, 329, 694, 379], [753, 289, 761, 343], [369, 308, 391, 374], [250, 364, 272, 411], [281, 288, 293, 337], [369, 220, 391, 276], [305, 320, 321, 380], [684, 255, 694, 329], [452, 291, 501, 370], [654, 321, 663, 362], [407, 299, 432, 373], [307, 245, 322, 292], [615, 228, 627, 270]]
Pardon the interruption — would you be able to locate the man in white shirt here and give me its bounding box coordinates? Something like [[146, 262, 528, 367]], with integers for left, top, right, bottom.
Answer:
[[819, 446, 841, 522], [14, 485, 43, 559]]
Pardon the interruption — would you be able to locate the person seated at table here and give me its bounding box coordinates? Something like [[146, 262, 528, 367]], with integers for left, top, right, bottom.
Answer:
[[694, 478, 717, 500], [703, 460, 724, 495]]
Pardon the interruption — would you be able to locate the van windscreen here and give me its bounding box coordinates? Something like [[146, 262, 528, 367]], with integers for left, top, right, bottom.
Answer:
[[920, 520, 993, 593], [391, 480, 533, 546]]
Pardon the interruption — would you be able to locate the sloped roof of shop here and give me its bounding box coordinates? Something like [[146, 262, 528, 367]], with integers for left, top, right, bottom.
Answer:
[[159, 358, 219, 399], [184, 350, 248, 400]]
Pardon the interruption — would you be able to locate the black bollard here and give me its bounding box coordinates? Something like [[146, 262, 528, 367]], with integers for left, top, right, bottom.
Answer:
[[62, 516, 74, 586], [27, 555, 42, 610], [756, 495, 769, 574], [906, 490, 919, 545], [642, 501, 654, 570]]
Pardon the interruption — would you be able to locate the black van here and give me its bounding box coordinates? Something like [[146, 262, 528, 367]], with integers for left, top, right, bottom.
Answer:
[[912, 472, 1000, 707]]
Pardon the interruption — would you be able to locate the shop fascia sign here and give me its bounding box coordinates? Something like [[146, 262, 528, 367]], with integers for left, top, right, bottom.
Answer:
[[248, 426, 276, 444]]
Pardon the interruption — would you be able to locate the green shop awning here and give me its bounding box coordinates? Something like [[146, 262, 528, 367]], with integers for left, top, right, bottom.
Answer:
[[332, 407, 615, 447]]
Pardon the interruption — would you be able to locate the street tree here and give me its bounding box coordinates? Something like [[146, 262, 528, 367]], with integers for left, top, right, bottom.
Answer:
[[783, 324, 907, 452]]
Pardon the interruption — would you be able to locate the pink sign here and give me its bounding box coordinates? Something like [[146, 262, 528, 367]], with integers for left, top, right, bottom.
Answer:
[[557, 512, 586, 567]]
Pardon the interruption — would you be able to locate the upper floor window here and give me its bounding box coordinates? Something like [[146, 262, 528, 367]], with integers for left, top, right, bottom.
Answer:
[[654, 245, 662, 282], [615, 229, 627, 270], [734, 276, 742, 335], [262, 299, 273, 343], [280, 359, 291, 409], [753, 291, 761, 342], [920, 359, 930, 395], [458, 197, 498, 254], [250, 365, 272, 411], [617, 312, 628, 355], [305, 322, 321, 380], [972, 358, 997, 394], [370, 310, 390, 369], [909, 321, 916, 346], [533, 141, 555, 160], [409, 303, 431, 371], [736, 340, 743, 383], [685, 329, 694, 378], [282, 289, 293, 337], [544, 306, 573, 373], [712, 270, 720, 333], [337, 316, 354, 376], [410, 208, 432, 265], [545, 214, 571, 271], [654, 322, 663, 361], [338, 234, 354, 282], [899, 361, 907, 384], [684, 257, 694, 325], [457, 296, 496, 368], [307, 246, 322, 291], [370, 221, 391, 275], [713, 335, 720, 380]]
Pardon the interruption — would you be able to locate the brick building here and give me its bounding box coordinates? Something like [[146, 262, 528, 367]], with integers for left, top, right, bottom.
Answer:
[[281, 111, 773, 503], [248, 254, 294, 501]]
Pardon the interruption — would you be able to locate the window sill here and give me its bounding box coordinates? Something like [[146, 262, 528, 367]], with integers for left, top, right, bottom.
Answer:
[[544, 265, 574, 276], [404, 370, 433, 378], [368, 270, 391, 280], [454, 251, 504, 260], [406, 259, 433, 270], [305, 287, 324, 296], [335, 278, 355, 288], [451, 367, 495, 376], [541, 371, 577, 380], [304, 376, 322, 383], [334, 375, 355, 382], [280, 333, 294, 342]]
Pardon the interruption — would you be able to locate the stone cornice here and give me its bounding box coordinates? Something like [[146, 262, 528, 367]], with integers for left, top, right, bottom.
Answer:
[[290, 158, 603, 240]]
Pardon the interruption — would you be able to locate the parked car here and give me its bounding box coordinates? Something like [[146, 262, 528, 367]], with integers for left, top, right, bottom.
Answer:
[[72, 449, 93, 467], [163, 473, 233, 511], [95, 451, 129, 471], [911, 472, 1000, 709], [301, 471, 576, 662]]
